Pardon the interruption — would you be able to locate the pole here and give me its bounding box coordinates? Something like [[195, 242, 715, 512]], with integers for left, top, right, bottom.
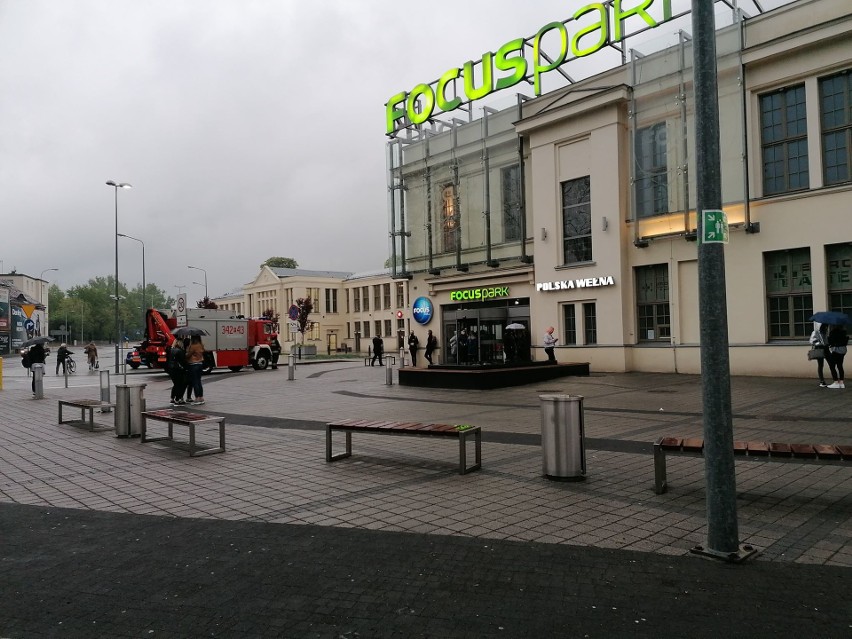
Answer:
[[113, 185, 120, 374], [691, 0, 740, 559]]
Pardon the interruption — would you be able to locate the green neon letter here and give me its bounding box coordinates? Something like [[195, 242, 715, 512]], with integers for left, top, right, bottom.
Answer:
[[495, 38, 527, 91], [406, 84, 436, 126], [436, 68, 462, 113], [571, 3, 608, 57], [533, 21, 568, 96], [386, 92, 407, 135], [613, 0, 656, 41], [463, 52, 494, 101]]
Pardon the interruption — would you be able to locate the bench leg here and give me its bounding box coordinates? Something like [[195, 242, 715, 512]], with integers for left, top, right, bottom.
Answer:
[[190, 420, 226, 456], [326, 427, 352, 462], [189, 423, 196, 456], [459, 430, 482, 474], [653, 444, 668, 494]]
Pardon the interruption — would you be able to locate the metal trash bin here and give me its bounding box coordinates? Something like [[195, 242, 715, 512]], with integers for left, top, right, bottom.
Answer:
[[115, 383, 146, 438], [539, 394, 586, 481]]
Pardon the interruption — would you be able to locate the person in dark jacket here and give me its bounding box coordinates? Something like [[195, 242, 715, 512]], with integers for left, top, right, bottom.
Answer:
[[371, 335, 384, 366], [55, 343, 72, 375], [27, 343, 47, 394], [826, 324, 848, 389], [270, 334, 282, 370], [166, 340, 187, 405], [424, 330, 437, 365], [408, 331, 419, 367]]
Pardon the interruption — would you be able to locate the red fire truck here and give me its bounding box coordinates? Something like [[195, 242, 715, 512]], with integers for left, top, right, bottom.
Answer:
[[141, 308, 276, 371]]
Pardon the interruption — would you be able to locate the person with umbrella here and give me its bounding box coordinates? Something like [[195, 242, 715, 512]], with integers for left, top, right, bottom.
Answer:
[[809, 322, 829, 387], [826, 323, 848, 389], [181, 331, 207, 405]]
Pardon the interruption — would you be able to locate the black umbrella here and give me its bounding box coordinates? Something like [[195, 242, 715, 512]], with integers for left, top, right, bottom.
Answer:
[[21, 336, 54, 347], [809, 311, 852, 325], [171, 326, 209, 338]]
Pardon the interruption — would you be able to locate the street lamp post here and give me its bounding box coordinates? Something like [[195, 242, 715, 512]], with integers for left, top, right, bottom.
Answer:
[[106, 180, 132, 374], [39, 268, 58, 305], [187, 265, 208, 299], [118, 233, 146, 334]]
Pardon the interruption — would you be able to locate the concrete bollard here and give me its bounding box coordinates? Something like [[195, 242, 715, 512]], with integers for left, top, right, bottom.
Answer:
[[385, 363, 393, 386], [288, 354, 296, 381], [99, 370, 112, 412]]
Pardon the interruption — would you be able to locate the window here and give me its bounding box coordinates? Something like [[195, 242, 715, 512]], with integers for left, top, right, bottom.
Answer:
[[397, 319, 405, 335], [760, 85, 809, 195], [309, 321, 320, 341], [562, 305, 577, 345], [347, 322, 351, 339], [363, 321, 370, 338], [634, 123, 668, 218], [583, 303, 597, 345], [636, 264, 670, 341], [561, 176, 592, 264], [383, 284, 391, 309], [375, 320, 382, 337], [384, 319, 392, 338], [353, 321, 360, 336], [502, 164, 522, 242], [765, 248, 812, 338], [374, 286, 381, 310], [353, 288, 361, 313], [827, 243, 852, 315], [441, 185, 458, 252], [396, 282, 405, 308], [820, 71, 852, 186], [309, 288, 319, 306], [325, 289, 338, 313], [362, 286, 370, 312]]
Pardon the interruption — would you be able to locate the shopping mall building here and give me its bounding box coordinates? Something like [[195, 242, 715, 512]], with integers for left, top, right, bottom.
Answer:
[[382, 0, 852, 376], [213, 1, 850, 376]]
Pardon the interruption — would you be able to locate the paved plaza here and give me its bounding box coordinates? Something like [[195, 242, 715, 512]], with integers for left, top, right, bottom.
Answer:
[[0, 358, 850, 637]]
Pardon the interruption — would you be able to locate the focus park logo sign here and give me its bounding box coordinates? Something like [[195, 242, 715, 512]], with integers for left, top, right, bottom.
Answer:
[[412, 297, 434, 325], [449, 286, 510, 301], [385, 0, 674, 136]]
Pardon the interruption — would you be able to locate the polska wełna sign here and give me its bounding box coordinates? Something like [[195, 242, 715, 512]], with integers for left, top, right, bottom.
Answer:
[[386, 0, 675, 135], [536, 276, 615, 292]]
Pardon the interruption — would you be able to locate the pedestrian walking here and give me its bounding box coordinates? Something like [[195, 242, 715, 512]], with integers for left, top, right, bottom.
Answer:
[[371, 335, 384, 366], [543, 326, 558, 363], [166, 339, 187, 405], [424, 330, 436, 365], [26, 343, 46, 395], [408, 331, 419, 367], [185, 335, 206, 404], [826, 323, 848, 389], [809, 323, 829, 387]]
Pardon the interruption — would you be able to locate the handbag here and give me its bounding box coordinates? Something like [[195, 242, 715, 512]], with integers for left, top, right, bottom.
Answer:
[[807, 347, 823, 360]]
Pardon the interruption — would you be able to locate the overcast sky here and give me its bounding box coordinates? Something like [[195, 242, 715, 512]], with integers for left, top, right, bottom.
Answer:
[[0, 0, 788, 300]]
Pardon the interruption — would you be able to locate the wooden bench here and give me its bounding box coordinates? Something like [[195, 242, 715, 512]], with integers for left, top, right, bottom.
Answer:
[[58, 399, 116, 432], [654, 437, 852, 494], [326, 419, 481, 474], [141, 409, 226, 457], [363, 356, 396, 366]]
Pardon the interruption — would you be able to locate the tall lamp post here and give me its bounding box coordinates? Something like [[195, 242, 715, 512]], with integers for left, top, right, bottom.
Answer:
[[39, 267, 58, 305], [106, 180, 132, 373], [118, 233, 146, 333], [39, 268, 58, 337], [187, 265, 208, 299]]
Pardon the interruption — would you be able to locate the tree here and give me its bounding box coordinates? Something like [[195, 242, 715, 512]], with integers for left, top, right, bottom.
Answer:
[[261, 307, 280, 324], [197, 297, 219, 309], [261, 257, 299, 269], [295, 297, 313, 342]]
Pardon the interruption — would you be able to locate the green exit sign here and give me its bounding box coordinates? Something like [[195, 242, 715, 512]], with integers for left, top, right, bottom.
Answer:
[[701, 210, 729, 244]]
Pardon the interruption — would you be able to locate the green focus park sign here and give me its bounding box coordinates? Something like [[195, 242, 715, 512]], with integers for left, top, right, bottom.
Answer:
[[386, 0, 675, 136]]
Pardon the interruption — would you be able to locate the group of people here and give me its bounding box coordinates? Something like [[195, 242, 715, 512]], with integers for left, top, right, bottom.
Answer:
[[370, 330, 438, 367], [165, 335, 206, 405], [810, 322, 848, 388]]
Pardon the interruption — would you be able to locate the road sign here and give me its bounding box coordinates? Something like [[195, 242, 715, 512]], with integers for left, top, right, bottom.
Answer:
[[25, 319, 35, 331], [288, 304, 299, 321], [176, 294, 187, 327], [701, 209, 729, 244]]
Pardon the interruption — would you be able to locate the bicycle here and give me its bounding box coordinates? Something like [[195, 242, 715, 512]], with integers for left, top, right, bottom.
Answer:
[[64, 354, 77, 375]]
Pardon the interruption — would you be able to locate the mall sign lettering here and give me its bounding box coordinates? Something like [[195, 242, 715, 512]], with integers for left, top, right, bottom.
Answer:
[[536, 276, 615, 291], [449, 286, 510, 301], [386, 0, 674, 135]]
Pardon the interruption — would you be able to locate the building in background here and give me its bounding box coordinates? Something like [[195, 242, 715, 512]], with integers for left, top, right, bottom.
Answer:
[[0, 273, 49, 355]]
